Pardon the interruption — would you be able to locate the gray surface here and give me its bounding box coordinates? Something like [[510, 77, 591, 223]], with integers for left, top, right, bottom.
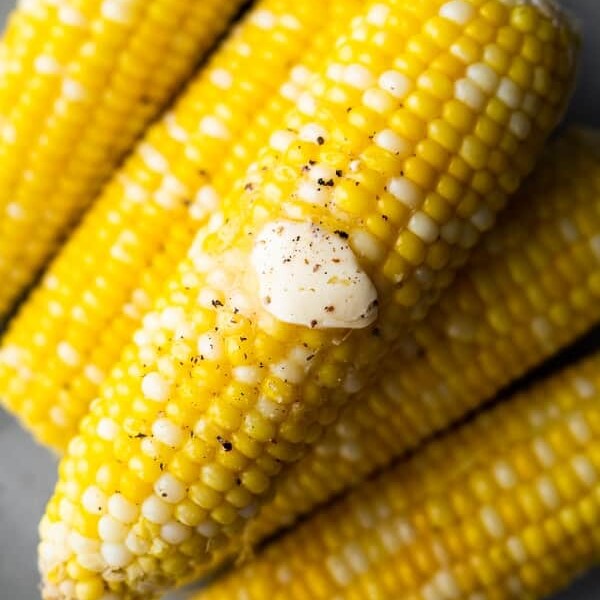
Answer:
[[0, 0, 599, 598]]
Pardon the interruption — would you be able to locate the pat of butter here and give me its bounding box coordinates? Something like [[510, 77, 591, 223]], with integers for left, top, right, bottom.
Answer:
[[251, 220, 378, 329]]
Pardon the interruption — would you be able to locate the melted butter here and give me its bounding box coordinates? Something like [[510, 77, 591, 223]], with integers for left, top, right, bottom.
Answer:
[[251, 220, 378, 329]]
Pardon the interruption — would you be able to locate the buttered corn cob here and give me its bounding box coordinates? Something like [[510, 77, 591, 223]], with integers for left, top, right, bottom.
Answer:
[[38, 1, 577, 598], [245, 128, 600, 544], [0, 0, 360, 452], [195, 353, 600, 600], [0, 0, 245, 318]]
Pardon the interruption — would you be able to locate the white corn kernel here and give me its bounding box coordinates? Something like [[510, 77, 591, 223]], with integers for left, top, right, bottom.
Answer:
[[108, 494, 139, 524], [497, 77, 522, 109], [367, 4, 390, 26], [388, 176, 423, 209], [455, 78, 486, 111], [572, 455, 597, 487], [197, 333, 224, 360], [440, 0, 475, 24], [270, 130, 296, 152], [379, 70, 411, 99], [100, 543, 133, 569], [200, 116, 230, 140], [98, 515, 129, 543], [82, 486, 107, 516], [509, 112, 532, 140], [569, 414, 592, 443], [209, 68, 233, 89], [362, 88, 394, 114], [125, 529, 150, 555], [344, 64, 375, 90], [152, 418, 184, 448], [408, 212, 439, 244], [466, 63, 499, 94], [480, 506, 505, 539], [374, 129, 410, 156], [160, 521, 191, 545], [139, 143, 169, 173], [299, 123, 328, 144], [196, 519, 219, 538], [141, 372, 170, 402], [232, 366, 261, 385], [57, 341, 80, 366], [141, 495, 173, 525], [96, 418, 119, 441]]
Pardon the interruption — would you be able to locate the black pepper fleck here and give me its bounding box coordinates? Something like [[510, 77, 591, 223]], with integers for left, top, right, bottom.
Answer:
[[317, 178, 335, 187], [217, 435, 233, 452]]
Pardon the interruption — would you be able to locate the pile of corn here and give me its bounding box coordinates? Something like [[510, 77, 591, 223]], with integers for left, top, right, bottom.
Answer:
[[0, 1, 599, 599]]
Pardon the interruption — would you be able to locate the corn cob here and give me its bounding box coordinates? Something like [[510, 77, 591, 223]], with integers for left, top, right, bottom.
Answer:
[[0, 0, 361, 452], [245, 127, 600, 543], [0, 0, 246, 318], [195, 351, 600, 600], [38, 1, 577, 598]]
